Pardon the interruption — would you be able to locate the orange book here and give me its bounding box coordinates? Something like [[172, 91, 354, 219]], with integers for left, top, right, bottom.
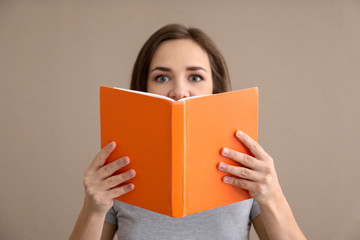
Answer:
[[100, 86, 258, 218]]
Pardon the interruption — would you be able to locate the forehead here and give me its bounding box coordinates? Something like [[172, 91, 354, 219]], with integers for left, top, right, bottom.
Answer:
[[149, 39, 211, 69]]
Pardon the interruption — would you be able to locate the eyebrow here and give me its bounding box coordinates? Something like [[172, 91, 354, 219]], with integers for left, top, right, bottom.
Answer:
[[150, 66, 207, 73]]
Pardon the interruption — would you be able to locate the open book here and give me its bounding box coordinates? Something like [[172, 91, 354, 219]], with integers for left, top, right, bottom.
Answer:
[[100, 86, 258, 217]]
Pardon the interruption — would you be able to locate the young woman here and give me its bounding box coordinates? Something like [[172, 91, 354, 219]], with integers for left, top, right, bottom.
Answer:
[[70, 24, 306, 240]]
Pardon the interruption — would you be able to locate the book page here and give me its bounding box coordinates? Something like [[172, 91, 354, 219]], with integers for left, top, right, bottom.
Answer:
[[113, 87, 175, 101], [113, 87, 211, 101]]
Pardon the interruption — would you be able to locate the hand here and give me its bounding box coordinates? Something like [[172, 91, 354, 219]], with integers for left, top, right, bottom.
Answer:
[[218, 130, 283, 205], [83, 141, 136, 215]]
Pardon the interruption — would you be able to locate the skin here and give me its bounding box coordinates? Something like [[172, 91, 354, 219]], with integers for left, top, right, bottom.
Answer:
[[147, 39, 213, 99], [70, 39, 306, 240]]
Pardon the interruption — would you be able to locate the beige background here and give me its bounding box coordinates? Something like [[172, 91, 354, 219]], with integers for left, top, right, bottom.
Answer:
[[1, 0, 359, 239]]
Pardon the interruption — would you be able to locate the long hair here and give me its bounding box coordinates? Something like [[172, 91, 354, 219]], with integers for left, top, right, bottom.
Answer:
[[130, 24, 231, 94]]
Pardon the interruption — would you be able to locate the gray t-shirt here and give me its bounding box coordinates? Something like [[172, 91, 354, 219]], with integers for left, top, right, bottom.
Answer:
[[105, 199, 261, 240]]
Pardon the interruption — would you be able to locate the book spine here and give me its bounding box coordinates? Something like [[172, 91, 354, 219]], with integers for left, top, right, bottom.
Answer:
[[171, 101, 186, 217]]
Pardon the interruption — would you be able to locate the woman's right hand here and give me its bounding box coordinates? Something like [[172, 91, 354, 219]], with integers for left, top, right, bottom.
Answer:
[[83, 141, 136, 215]]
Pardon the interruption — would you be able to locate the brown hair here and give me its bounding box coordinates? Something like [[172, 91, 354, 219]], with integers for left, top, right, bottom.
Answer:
[[130, 24, 231, 94]]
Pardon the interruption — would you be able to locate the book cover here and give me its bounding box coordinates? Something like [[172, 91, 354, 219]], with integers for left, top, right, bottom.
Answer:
[[100, 85, 258, 217]]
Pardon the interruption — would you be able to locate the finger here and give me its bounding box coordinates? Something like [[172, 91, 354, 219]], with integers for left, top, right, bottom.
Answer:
[[100, 169, 136, 190], [97, 156, 130, 180], [218, 163, 261, 182], [221, 148, 259, 170], [107, 183, 135, 199], [235, 130, 268, 160], [88, 141, 116, 173], [223, 176, 256, 193]]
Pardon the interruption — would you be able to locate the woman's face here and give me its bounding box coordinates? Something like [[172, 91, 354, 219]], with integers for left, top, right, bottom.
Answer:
[[147, 39, 213, 100]]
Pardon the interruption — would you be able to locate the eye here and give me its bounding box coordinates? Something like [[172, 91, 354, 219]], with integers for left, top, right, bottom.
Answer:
[[189, 75, 203, 82], [155, 75, 170, 82]]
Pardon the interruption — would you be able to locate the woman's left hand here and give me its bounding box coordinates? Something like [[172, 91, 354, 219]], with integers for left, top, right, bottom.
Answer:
[[218, 130, 283, 205]]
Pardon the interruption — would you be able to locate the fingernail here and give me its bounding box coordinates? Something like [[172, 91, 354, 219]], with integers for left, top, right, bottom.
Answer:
[[222, 148, 229, 156], [223, 176, 231, 183], [236, 130, 243, 137], [218, 162, 226, 170], [122, 157, 129, 165], [127, 169, 135, 177], [126, 184, 134, 191], [108, 141, 116, 148]]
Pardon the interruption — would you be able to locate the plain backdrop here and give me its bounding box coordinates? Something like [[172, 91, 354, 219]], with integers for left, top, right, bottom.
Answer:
[[1, 1, 359, 239]]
